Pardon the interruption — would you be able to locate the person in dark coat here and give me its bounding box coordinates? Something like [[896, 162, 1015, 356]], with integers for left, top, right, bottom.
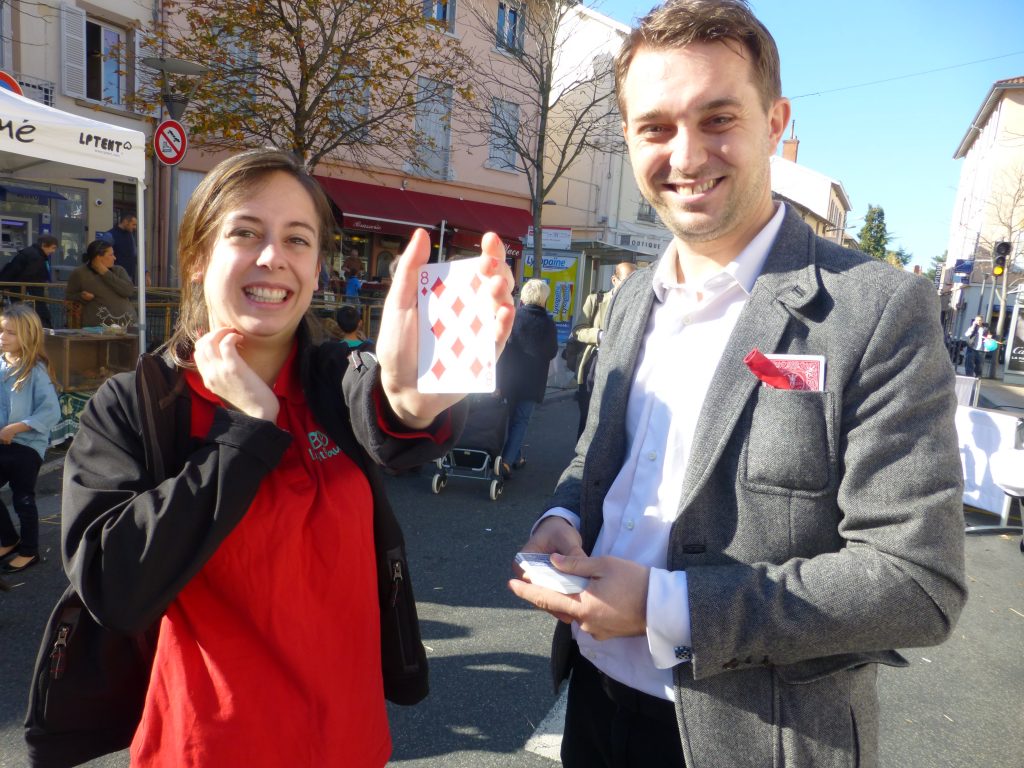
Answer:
[[497, 279, 559, 476], [0, 235, 57, 327], [104, 212, 139, 284]]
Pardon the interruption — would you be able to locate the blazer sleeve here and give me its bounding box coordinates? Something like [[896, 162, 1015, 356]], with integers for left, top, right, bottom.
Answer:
[[62, 373, 292, 633], [685, 276, 967, 679]]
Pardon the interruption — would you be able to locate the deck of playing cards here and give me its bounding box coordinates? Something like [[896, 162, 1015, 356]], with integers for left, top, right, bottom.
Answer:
[[417, 260, 496, 393], [763, 354, 826, 391], [515, 552, 589, 595]]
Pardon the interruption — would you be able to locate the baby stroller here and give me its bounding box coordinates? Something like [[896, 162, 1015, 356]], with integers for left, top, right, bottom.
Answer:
[[431, 393, 509, 500]]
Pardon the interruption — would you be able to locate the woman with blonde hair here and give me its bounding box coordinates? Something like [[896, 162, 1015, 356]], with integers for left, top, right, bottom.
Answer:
[[0, 303, 60, 573], [40, 148, 514, 766]]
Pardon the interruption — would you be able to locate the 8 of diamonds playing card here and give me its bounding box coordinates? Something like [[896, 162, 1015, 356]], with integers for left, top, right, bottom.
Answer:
[[417, 260, 496, 393]]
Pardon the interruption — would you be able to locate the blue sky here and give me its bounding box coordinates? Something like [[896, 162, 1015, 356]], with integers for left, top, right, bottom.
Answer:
[[594, 0, 1024, 269]]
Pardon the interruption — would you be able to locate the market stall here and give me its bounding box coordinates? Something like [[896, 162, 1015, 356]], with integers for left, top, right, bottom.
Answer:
[[0, 87, 147, 344], [0, 88, 147, 442]]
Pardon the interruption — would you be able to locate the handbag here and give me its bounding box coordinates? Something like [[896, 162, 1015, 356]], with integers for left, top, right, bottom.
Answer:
[[24, 354, 178, 768], [24, 591, 158, 767]]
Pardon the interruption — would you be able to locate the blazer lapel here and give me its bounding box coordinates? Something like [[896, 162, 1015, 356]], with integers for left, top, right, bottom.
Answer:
[[678, 208, 821, 514]]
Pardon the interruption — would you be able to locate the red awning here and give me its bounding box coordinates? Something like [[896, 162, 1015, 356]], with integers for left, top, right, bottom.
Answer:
[[314, 176, 531, 249]]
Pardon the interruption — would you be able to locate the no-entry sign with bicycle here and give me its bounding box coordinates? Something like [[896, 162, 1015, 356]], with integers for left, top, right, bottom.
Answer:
[[153, 119, 187, 166]]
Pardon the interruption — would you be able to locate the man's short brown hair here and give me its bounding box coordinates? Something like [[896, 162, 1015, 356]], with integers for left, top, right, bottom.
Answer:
[[614, 0, 782, 118]]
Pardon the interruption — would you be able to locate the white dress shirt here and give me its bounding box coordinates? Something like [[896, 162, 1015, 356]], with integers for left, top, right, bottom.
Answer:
[[543, 203, 786, 700]]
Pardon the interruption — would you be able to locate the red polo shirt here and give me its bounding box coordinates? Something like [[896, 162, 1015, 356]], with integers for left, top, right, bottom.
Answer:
[[131, 347, 388, 767]]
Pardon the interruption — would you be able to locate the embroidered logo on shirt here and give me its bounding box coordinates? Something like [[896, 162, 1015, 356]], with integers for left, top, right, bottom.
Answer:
[[307, 431, 341, 462]]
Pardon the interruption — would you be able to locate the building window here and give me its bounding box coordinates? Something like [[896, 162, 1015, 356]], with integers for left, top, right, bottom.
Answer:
[[637, 199, 656, 223], [424, 0, 456, 33], [61, 5, 136, 106], [409, 77, 453, 179], [333, 70, 371, 140], [216, 26, 259, 94], [487, 98, 519, 171], [496, 1, 525, 53], [86, 20, 125, 104]]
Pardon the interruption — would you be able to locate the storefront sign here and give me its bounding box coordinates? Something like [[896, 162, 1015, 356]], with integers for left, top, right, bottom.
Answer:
[[1007, 302, 1024, 375], [626, 233, 671, 253]]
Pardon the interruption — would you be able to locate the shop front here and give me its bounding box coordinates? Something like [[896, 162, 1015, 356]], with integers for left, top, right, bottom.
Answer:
[[314, 176, 531, 291]]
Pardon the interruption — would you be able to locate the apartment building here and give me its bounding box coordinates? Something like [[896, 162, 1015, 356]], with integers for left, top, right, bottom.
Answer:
[[538, 4, 671, 327], [769, 137, 851, 247], [3, 1, 540, 285], [945, 75, 1024, 381]]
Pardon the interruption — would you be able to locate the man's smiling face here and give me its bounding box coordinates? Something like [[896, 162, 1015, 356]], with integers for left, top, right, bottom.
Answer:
[[621, 41, 789, 256]]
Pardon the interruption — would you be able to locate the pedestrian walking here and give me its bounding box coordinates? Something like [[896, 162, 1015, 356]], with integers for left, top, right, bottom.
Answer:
[[497, 279, 558, 475], [964, 315, 987, 376], [103, 212, 140, 284], [40, 148, 514, 767], [572, 261, 636, 437], [0, 304, 60, 574], [509, 3, 965, 767], [0, 234, 58, 327]]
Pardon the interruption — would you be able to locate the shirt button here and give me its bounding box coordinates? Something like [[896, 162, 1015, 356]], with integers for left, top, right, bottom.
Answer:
[[625, 519, 635, 531], [682, 315, 692, 324], [647, 451, 657, 461]]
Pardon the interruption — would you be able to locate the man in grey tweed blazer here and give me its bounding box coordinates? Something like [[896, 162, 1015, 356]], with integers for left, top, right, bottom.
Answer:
[[509, 2, 966, 767]]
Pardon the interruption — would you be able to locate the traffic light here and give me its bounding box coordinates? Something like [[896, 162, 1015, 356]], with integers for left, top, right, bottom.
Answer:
[[993, 241, 1010, 276]]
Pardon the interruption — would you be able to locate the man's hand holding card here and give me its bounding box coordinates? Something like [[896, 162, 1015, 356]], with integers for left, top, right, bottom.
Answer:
[[376, 228, 515, 429]]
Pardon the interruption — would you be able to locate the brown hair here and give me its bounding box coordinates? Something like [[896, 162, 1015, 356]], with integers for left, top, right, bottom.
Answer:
[[167, 148, 337, 366], [614, 0, 782, 117]]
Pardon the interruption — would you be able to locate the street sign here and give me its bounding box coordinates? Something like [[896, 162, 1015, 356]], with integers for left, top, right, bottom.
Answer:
[[153, 119, 187, 166], [952, 258, 974, 276], [0, 71, 23, 96]]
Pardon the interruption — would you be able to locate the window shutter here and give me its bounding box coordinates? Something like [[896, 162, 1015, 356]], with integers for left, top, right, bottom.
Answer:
[[134, 24, 159, 103], [60, 3, 87, 99]]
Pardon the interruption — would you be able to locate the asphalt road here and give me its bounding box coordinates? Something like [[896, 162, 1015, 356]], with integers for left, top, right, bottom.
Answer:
[[1, 390, 1022, 767]]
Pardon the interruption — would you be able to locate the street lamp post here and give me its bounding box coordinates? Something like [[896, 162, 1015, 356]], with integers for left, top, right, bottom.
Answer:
[[141, 57, 208, 286]]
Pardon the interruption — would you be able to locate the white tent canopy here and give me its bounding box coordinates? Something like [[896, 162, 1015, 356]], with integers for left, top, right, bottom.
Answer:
[[0, 87, 148, 348]]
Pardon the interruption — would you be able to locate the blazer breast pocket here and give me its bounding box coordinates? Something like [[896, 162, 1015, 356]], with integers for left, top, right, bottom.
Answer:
[[741, 387, 836, 495]]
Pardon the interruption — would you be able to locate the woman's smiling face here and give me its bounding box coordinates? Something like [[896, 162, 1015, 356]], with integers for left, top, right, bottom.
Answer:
[[200, 171, 321, 349]]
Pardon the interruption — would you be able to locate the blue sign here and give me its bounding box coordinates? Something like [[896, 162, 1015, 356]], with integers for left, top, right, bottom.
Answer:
[[953, 259, 974, 276]]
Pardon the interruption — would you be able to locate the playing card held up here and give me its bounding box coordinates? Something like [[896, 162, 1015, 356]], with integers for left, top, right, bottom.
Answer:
[[417, 260, 497, 393]]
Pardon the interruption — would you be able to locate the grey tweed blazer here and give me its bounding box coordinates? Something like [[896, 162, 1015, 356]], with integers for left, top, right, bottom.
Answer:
[[547, 207, 967, 768]]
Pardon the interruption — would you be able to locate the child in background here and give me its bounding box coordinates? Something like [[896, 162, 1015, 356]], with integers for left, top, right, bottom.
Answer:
[[336, 304, 374, 351], [0, 303, 60, 574]]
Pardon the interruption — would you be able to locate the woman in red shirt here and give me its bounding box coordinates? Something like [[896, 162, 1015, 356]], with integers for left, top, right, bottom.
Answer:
[[55, 149, 514, 767]]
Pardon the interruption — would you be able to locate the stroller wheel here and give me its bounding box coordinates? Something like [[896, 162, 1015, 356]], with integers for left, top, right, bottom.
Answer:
[[435, 457, 445, 470], [431, 474, 446, 494], [489, 479, 503, 501], [493, 455, 504, 478]]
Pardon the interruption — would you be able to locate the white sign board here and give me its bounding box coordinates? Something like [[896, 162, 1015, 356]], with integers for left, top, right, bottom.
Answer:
[[525, 226, 572, 250], [0, 87, 145, 179]]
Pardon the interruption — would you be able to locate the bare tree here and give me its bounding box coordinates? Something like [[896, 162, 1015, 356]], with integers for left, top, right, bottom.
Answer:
[[983, 163, 1024, 338], [459, 0, 624, 276], [133, 0, 472, 171]]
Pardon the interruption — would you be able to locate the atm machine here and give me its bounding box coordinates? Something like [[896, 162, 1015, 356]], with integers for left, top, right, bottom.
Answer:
[[0, 216, 32, 269]]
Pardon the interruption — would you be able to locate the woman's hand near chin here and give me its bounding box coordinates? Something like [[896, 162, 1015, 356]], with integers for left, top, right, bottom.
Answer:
[[194, 328, 280, 422]]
